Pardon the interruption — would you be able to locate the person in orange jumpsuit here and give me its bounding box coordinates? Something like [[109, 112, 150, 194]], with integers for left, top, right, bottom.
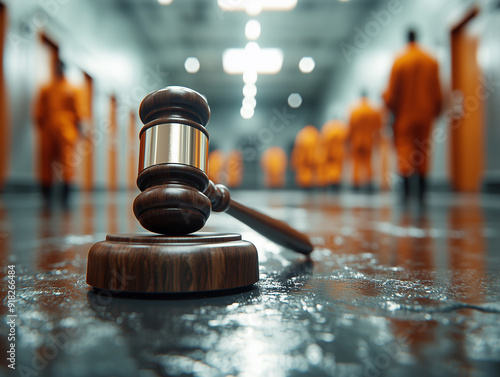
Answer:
[[383, 30, 442, 204], [319, 120, 347, 190], [225, 150, 244, 188], [207, 149, 226, 184], [34, 60, 81, 208], [347, 93, 383, 191], [291, 125, 320, 188], [261, 146, 287, 188]]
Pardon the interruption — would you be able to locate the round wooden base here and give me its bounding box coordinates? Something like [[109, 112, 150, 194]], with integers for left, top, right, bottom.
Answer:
[[86, 233, 259, 294]]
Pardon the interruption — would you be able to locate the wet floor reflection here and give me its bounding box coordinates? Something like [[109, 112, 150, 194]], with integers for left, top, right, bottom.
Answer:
[[1, 191, 499, 376], [448, 199, 486, 304]]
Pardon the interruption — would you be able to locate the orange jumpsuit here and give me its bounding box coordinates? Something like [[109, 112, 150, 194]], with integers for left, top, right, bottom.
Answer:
[[291, 125, 320, 188], [348, 98, 382, 187], [226, 150, 243, 188], [207, 150, 225, 184], [383, 42, 442, 177], [34, 78, 81, 185], [318, 120, 347, 186], [261, 146, 287, 188]]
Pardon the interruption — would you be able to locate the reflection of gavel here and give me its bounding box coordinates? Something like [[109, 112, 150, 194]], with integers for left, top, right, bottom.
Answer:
[[133, 86, 313, 255]]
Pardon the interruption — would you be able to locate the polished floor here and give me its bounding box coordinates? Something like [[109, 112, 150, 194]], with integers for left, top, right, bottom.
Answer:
[[1, 189, 500, 377]]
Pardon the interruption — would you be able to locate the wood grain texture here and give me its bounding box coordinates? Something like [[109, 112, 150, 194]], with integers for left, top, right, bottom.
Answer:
[[134, 165, 211, 235], [138, 86, 210, 137], [86, 233, 259, 293]]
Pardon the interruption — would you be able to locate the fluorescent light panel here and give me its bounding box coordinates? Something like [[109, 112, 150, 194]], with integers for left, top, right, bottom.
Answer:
[[223, 47, 283, 74], [218, 0, 297, 12]]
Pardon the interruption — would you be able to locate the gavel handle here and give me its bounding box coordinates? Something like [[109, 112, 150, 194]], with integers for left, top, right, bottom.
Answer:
[[205, 182, 313, 255]]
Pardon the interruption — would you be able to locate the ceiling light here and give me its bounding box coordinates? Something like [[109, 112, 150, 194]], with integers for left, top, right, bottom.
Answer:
[[218, 0, 297, 13], [223, 47, 283, 74], [243, 84, 257, 97], [288, 93, 302, 108], [184, 57, 200, 73], [243, 70, 257, 84], [243, 96, 257, 108], [240, 105, 255, 119], [157, 0, 173, 4], [246, 0, 263, 15], [245, 41, 260, 54], [245, 20, 261, 40], [299, 57, 315, 73]]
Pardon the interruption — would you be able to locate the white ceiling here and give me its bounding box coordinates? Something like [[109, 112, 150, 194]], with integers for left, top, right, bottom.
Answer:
[[112, 0, 384, 108]]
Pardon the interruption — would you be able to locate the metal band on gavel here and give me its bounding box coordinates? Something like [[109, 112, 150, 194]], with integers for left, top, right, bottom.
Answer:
[[138, 123, 209, 173]]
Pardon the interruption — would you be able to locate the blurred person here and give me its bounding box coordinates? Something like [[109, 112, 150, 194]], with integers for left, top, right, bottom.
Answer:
[[207, 149, 225, 184], [318, 120, 347, 190], [291, 125, 320, 188], [347, 92, 383, 191], [226, 150, 243, 188], [261, 146, 287, 188], [34, 59, 82, 209], [383, 29, 442, 205]]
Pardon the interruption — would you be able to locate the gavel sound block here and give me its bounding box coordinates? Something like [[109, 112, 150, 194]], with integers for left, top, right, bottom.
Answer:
[[86, 86, 313, 294]]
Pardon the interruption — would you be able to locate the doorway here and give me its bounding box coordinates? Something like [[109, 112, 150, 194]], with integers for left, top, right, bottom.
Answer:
[[450, 7, 484, 192], [0, 3, 8, 189]]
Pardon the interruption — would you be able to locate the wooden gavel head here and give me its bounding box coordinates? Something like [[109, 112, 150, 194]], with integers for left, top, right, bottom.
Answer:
[[133, 86, 213, 235]]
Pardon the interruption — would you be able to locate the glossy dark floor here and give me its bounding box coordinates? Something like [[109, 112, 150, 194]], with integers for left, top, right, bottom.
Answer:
[[1, 190, 500, 377]]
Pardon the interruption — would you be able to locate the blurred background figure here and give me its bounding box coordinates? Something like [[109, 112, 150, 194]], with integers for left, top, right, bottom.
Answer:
[[383, 29, 442, 205], [347, 92, 382, 192], [291, 125, 320, 189], [225, 150, 243, 188], [34, 59, 81, 209], [261, 146, 287, 188], [207, 149, 226, 184], [318, 119, 347, 191]]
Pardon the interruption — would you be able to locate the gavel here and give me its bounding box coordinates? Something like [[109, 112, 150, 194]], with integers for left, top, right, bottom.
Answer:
[[132, 86, 313, 255]]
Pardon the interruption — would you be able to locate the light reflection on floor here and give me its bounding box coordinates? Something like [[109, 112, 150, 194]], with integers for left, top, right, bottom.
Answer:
[[1, 189, 500, 377]]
